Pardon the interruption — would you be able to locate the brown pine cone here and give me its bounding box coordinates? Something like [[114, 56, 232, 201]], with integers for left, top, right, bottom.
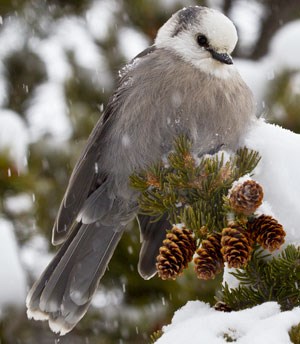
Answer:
[[247, 215, 286, 252], [214, 301, 232, 312], [194, 233, 223, 280], [221, 226, 253, 268], [229, 180, 263, 215], [156, 226, 196, 280]]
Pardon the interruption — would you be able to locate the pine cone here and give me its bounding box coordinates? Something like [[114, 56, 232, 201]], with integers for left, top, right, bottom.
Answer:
[[156, 226, 196, 280], [214, 301, 232, 312], [247, 215, 286, 252], [194, 233, 223, 280], [221, 226, 253, 268], [229, 180, 263, 215]]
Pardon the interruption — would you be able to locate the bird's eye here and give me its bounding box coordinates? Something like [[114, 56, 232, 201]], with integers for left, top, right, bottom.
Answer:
[[197, 34, 209, 47]]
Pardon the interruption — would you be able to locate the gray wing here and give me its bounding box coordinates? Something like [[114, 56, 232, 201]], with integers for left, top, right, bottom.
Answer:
[[133, 45, 156, 59], [52, 111, 111, 245], [52, 45, 157, 245], [27, 45, 165, 335]]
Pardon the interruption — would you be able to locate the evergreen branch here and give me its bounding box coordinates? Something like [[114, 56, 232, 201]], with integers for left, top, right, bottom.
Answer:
[[221, 282, 265, 310], [130, 135, 261, 241], [168, 135, 195, 172], [181, 205, 203, 234], [233, 147, 261, 178], [150, 330, 163, 344], [289, 323, 300, 344], [220, 245, 300, 311], [129, 172, 150, 191]]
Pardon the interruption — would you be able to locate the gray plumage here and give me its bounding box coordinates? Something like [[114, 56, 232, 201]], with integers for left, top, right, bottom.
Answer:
[[26, 6, 255, 335]]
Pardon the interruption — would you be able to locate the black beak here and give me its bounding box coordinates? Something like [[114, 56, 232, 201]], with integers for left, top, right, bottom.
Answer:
[[208, 49, 233, 65]]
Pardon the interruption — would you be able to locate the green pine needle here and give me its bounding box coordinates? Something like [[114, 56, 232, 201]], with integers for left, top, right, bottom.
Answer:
[[289, 323, 300, 344], [219, 246, 300, 311], [130, 135, 260, 236], [150, 329, 163, 343]]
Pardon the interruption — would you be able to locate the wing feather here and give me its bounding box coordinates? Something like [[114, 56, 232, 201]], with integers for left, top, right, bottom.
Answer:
[[52, 46, 157, 245]]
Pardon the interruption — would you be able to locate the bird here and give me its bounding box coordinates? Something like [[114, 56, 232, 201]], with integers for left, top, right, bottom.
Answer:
[[26, 5, 255, 335]]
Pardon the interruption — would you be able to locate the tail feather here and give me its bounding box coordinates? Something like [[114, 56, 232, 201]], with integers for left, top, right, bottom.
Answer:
[[26, 222, 123, 335], [69, 229, 121, 304], [137, 214, 172, 280], [26, 223, 81, 313], [40, 224, 92, 311]]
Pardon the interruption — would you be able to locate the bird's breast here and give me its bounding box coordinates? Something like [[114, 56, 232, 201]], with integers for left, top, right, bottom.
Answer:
[[101, 51, 254, 181]]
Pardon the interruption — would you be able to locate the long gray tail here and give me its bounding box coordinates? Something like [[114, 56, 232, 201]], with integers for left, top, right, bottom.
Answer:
[[26, 223, 123, 335]]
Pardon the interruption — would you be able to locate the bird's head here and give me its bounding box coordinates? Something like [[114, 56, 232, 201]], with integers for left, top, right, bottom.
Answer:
[[155, 6, 238, 78]]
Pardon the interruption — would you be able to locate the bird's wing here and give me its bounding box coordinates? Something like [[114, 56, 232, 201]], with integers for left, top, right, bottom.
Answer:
[[52, 114, 111, 245], [52, 46, 157, 246], [132, 45, 156, 59]]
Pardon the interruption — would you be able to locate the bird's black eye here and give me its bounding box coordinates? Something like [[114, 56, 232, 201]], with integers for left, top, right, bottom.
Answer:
[[197, 34, 208, 47]]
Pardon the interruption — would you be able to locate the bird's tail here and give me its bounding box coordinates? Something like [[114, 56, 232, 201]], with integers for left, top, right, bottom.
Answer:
[[26, 222, 123, 335]]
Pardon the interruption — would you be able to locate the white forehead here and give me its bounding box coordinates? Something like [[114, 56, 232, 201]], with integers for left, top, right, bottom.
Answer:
[[156, 7, 238, 53], [199, 8, 238, 52]]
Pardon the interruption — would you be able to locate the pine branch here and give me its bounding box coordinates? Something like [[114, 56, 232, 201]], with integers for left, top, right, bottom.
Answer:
[[289, 323, 300, 344], [219, 245, 300, 311], [130, 136, 260, 235], [150, 330, 163, 344], [221, 282, 265, 310], [131, 135, 293, 315], [168, 135, 195, 172], [130, 135, 267, 283], [233, 147, 261, 178]]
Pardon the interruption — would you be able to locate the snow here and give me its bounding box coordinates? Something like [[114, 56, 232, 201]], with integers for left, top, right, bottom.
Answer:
[[92, 288, 123, 309], [0, 218, 27, 308], [0, 109, 29, 171], [230, 0, 265, 54], [235, 58, 272, 113], [0, 1, 300, 339], [160, 119, 300, 343], [55, 17, 100, 68], [54, 17, 112, 88], [270, 20, 300, 71], [223, 119, 300, 288], [118, 27, 149, 60], [30, 37, 72, 83], [30, 11, 113, 87], [86, 0, 119, 42], [121, 133, 131, 147], [236, 19, 300, 113], [21, 234, 53, 278], [0, 17, 26, 59], [4, 193, 33, 215], [243, 119, 300, 244], [26, 82, 72, 142], [156, 301, 300, 344]]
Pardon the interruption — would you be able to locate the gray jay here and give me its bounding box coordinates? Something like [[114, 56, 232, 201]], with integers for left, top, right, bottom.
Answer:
[[26, 6, 255, 335]]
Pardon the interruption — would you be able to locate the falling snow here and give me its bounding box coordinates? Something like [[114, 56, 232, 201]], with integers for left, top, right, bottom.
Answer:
[[121, 134, 131, 147], [0, 1, 300, 342]]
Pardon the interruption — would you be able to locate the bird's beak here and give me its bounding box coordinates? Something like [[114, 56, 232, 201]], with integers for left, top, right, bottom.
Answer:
[[208, 49, 233, 65]]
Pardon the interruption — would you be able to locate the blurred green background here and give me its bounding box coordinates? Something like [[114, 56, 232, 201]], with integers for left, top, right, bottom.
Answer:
[[0, 0, 300, 343]]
